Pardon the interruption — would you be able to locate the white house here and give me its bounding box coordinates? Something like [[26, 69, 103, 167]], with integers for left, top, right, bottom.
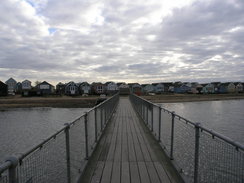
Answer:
[[22, 80, 32, 90], [153, 83, 164, 94], [79, 82, 91, 94], [5, 77, 17, 95], [143, 84, 154, 94], [65, 81, 79, 95], [106, 82, 118, 95]]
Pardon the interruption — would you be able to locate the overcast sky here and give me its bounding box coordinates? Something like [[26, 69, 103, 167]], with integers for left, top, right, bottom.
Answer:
[[0, 0, 243, 85]]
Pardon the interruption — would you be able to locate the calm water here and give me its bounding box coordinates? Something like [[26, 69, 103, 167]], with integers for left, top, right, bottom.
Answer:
[[160, 99, 244, 144], [0, 107, 89, 162]]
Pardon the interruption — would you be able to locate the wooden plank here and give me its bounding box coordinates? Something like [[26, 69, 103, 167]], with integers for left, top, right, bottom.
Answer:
[[121, 115, 129, 162], [90, 161, 105, 183], [130, 162, 140, 183], [110, 161, 121, 183], [138, 162, 151, 183], [106, 115, 120, 161], [131, 118, 152, 162], [154, 162, 171, 183], [121, 162, 130, 183], [127, 126, 137, 162], [100, 161, 113, 183], [146, 162, 161, 183]]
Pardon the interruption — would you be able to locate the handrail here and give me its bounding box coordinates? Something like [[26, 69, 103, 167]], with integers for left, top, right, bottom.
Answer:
[[130, 93, 243, 183], [0, 92, 119, 182], [133, 94, 243, 151]]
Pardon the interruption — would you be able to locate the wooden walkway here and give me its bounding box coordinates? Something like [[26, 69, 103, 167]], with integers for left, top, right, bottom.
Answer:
[[80, 97, 182, 183]]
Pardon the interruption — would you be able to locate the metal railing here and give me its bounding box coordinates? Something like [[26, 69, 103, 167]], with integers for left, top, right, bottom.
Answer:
[[130, 94, 244, 183], [0, 93, 119, 183]]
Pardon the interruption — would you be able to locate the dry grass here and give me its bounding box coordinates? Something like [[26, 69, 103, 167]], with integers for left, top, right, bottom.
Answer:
[[142, 93, 244, 103]]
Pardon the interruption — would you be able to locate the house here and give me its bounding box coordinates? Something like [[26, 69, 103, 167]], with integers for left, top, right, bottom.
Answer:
[[91, 82, 106, 95], [218, 83, 235, 93], [36, 81, 54, 95], [174, 82, 191, 93], [119, 83, 130, 95], [5, 77, 17, 95], [173, 82, 183, 93], [131, 83, 142, 95], [190, 83, 203, 94], [106, 82, 118, 95], [162, 82, 174, 93], [79, 82, 91, 95], [234, 82, 243, 93], [152, 83, 164, 94], [22, 80, 32, 90], [181, 83, 191, 93], [211, 82, 221, 93], [143, 84, 155, 94], [65, 81, 79, 95], [16, 82, 22, 94], [202, 83, 215, 94], [0, 81, 8, 96], [227, 82, 236, 93], [56, 82, 66, 95]]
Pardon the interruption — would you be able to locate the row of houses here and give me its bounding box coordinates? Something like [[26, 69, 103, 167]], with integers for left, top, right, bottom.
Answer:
[[0, 78, 243, 97]]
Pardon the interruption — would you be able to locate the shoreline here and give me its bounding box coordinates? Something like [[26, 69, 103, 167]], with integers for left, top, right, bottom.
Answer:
[[141, 93, 244, 103], [0, 94, 244, 109], [0, 95, 99, 109]]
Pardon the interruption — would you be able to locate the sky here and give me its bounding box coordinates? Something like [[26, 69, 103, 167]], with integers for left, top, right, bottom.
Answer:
[[0, 0, 244, 85]]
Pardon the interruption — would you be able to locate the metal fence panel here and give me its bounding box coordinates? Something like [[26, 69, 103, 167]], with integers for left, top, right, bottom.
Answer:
[[69, 117, 85, 183], [87, 110, 96, 157], [173, 117, 195, 183], [199, 131, 244, 183], [17, 131, 67, 183], [0, 170, 8, 183], [160, 110, 172, 153], [152, 105, 160, 138]]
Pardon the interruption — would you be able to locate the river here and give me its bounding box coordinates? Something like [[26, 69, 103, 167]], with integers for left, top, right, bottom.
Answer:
[[160, 99, 244, 145], [0, 107, 89, 162]]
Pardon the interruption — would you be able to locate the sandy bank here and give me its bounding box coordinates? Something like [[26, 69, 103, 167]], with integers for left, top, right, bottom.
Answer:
[[142, 93, 244, 103], [0, 95, 100, 109]]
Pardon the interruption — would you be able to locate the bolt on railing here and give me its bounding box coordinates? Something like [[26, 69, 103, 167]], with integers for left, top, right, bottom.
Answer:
[[130, 94, 244, 183], [0, 93, 119, 183]]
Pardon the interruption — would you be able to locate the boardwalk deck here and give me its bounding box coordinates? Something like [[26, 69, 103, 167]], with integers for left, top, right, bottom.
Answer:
[[80, 97, 183, 183]]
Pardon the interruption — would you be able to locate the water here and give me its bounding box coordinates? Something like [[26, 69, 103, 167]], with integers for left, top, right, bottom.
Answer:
[[160, 99, 244, 145], [0, 107, 89, 162]]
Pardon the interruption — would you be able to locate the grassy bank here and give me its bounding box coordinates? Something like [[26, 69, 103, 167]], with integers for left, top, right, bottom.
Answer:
[[142, 93, 244, 103], [0, 95, 100, 109]]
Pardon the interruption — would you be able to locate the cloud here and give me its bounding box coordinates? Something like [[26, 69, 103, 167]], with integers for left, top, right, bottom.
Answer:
[[0, 0, 243, 84]]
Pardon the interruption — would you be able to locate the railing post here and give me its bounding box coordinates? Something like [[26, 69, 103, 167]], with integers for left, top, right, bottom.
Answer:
[[194, 123, 201, 183], [146, 103, 149, 125], [170, 111, 175, 160], [94, 108, 98, 142], [151, 105, 154, 131], [158, 106, 162, 142], [64, 123, 71, 183], [84, 112, 89, 159], [100, 107, 103, 131], [5, 157, 18, 183]]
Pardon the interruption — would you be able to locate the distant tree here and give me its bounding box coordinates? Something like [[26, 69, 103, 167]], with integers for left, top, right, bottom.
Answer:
[[35, 81, 41, 86]]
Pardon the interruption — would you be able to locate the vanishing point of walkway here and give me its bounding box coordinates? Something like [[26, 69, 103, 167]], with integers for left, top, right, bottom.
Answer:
[[80, 97, 182, 183]]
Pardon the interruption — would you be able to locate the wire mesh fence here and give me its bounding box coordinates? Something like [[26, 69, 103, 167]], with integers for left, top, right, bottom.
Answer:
[[0, 93, 119, 183], [17, 130, 67, 183], [0, 169, 8, 183], [69, 117, 85, 183], [160, 110, 172, 153], [198, 129, 244, 183], [130, 94, 244, 183], [173, 117, 195, 182]]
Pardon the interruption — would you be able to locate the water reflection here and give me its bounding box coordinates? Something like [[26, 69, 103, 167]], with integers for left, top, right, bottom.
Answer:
[[0, 107, 89, 162], [161, 100, 244, 144]]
